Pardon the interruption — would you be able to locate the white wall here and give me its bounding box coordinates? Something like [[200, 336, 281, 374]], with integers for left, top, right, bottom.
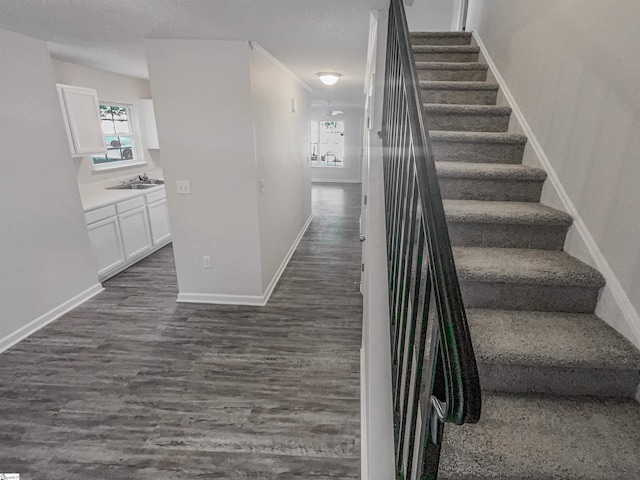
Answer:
[[146, 39, 312, 304], [467, 0, 640, 348], [51, 59, 161, 186], [311, 108, 364, 184], [0, 28, 100, 350], [146, 40, 263, 300], [405, 0, 461, 32], [361, 10, 396, 480], [249, 45, 312, 290]]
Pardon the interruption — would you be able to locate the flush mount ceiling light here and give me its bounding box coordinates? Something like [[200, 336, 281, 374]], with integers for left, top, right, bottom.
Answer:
[[317, 72, 342, 86]]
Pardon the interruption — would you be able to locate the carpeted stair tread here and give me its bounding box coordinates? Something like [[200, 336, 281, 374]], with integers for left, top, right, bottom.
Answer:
[[413, 45, 480, 54], [436, 162, 546, 181], [425, 103, 511, 115], [410, 32, 472, 40], [430, 130, 527, 145], [453, 247, 605, 287], [420, 81, 499, 91], [416, 61, 488, 72], [467, 309, 640, 370], [444, 200, 572, 226], [439, 392, 640, 480]]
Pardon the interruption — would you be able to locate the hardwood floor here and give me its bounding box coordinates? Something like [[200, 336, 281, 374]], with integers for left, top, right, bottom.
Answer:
[[0, 183, 363, 479]]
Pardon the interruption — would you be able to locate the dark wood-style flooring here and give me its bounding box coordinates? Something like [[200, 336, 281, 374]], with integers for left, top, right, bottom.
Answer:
[[0, 184, 363, 479]]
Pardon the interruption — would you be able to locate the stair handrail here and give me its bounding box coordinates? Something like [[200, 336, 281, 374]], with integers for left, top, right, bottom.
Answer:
[[381, 0, 482, 478]]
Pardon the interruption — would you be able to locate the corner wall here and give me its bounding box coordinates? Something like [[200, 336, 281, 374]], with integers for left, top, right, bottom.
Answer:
[[311, 108, 364, 184], [0, 28, 100, 351], [467, 0, 640, 347]]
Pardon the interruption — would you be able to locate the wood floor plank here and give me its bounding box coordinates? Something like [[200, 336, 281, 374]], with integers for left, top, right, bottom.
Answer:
[[0, 183, 363, 479]]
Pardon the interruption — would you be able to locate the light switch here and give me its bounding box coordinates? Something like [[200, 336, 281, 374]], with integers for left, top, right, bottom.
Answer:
[[177, 180, 190, 194]]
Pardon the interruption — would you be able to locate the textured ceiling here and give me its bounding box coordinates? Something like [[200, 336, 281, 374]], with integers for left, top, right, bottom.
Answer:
[[0, 0, 390, 107]]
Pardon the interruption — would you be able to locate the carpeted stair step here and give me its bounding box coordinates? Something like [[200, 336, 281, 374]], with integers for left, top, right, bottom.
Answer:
[[430, 131, 527, 164], [436, 162, 546, 202], [410, 31, 472, 46], [421, 81, 499, 105], [453, 247, 605, 313], [413, 45, 480, 63], [416, 62, 488, 82], [438, 392, 640, 480], [468, 309, 640, 398], [425, 104, 511, 132], [444, 200, 572, 249]]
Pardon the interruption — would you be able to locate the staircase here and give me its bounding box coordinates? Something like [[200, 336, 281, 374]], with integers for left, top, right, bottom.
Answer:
[[411, 31, 640, 478]]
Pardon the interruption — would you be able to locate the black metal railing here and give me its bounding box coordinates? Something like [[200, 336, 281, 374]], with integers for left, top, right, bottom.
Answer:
[[381, 1, 481, 478]]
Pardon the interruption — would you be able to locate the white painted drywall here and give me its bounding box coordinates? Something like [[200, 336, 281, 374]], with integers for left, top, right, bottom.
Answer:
[[467, 0, 640, 347], [51, 59, 161, 186], [249, 46, 312, 290], [146, 40, 263, 299], [405, 0, 461, 32], [311, 108, 364, 184], [0, 29, 99, 344], [361, 10, 396, 480]]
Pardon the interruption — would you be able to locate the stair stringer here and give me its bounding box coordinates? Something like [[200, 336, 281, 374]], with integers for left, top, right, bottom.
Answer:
[[471, 31, 640, 351]]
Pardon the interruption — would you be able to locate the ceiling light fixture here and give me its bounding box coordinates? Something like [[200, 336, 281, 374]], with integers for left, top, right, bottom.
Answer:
[[317, 72, 342, 86]]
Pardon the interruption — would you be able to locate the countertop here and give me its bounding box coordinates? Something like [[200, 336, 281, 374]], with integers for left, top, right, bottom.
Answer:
[[79, 180, 165, 212]]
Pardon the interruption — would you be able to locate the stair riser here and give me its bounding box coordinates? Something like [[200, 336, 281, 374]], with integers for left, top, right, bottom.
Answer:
[[413, 51, 479, 63], [421, 89, 498, 105], [432, 140, 525, 164], [427, 112, 510, 132], [417, 68, 488, 82], [479, 363, 640, 399], [439, 178, 543, 202], [448, 223, 568, 250], [459, 282, 600, 313], [410, 36, 471, 46]]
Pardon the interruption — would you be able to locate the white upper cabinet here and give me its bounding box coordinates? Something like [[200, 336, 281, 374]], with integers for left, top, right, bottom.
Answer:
[[139, 99, 160, 149], [57, 84, 106, 156]]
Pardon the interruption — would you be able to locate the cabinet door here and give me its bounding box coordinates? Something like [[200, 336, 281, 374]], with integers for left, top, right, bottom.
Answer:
[[147, 199, 171, 245], [87, 216, 125, 278], [119, 206, 152, 260], [60, 85, 106, 155], [57, 86, 76, 154]]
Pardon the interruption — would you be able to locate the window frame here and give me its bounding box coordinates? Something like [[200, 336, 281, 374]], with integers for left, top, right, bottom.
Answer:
[[311, 120, 345, 168], [92, 101, 146, 171]]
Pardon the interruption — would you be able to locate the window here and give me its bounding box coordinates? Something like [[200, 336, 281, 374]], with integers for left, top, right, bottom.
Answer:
[[92, 103, 140, 168], [311, 120, 345, 167]]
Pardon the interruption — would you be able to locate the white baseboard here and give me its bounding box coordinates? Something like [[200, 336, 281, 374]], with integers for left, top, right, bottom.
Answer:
[[0, 283, 104, 355], [312, 179, 362, 184], [99, 237, 172, 282], [473, 32, 640, 349], [177, 215, 313, 307]]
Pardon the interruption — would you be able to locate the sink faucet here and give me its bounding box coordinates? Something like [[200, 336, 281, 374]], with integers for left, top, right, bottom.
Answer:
[[138, 173, 149, 182]]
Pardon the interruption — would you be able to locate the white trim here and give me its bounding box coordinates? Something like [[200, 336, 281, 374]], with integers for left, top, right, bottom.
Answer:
[[177, 214, 313, 306], [0, 283, 104, 355], [360, 346, 368, 480], [98, 236, 171, 282], [249, 42, 313, 93], [312, 179, 362, 184], [473, 32, 640, 348]]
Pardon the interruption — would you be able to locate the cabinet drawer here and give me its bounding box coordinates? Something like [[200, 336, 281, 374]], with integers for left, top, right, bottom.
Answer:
[[85, 204, 117, 224], [116, 196, 145, 214], [145, 189, 166, 204]]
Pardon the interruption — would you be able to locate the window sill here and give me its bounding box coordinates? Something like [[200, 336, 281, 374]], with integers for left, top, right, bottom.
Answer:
[[92, 160, 147, 172]]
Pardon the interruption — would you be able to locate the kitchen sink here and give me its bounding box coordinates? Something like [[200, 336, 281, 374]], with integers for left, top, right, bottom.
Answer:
[[107, 183, 158, 190], [140, 179, 164, 185]]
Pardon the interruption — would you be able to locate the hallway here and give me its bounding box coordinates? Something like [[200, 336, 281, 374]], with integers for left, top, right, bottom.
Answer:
[[0, 184, 363, 479]]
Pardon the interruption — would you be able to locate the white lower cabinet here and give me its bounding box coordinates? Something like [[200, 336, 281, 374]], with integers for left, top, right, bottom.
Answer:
[[118, 205, 152, 260], [87, 215, 125, 277], [84, 186, 170, 281], [147, 199, 171, 245]]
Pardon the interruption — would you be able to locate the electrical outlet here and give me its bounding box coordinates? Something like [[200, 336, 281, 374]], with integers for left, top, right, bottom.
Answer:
[[177, 180, 191, 194], [259, 179, 265, 194], [202, 256, 212, 269]]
